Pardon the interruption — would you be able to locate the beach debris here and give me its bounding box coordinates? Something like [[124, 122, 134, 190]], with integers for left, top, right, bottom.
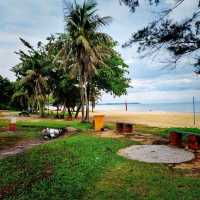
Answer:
[[42, 128, 65, 140], [118, 145, 195, 164]]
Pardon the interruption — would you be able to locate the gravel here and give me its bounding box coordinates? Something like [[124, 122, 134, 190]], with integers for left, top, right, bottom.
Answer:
[[118, 145, 195, 164]]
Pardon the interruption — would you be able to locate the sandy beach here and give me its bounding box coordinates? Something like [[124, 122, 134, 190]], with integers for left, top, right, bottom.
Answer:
[[92, 111, 200, 128]]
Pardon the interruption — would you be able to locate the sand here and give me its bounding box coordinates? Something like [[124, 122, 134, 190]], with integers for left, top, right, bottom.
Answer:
[[91, 111, 200, 128]]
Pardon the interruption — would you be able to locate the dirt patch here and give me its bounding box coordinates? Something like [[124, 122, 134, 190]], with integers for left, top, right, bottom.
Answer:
[[96, 130, 124, 138], [128, 132, 168, 145], [96, 130, 168, 145], [0, 140, 46, 159], [0, 131, 73, 159]]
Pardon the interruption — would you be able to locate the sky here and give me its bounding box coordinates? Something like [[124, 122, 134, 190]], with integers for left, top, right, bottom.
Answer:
[[0, 0, 200, 104]]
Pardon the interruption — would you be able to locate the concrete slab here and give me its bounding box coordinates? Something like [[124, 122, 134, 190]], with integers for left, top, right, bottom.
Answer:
[[118, 145, 195, 164]]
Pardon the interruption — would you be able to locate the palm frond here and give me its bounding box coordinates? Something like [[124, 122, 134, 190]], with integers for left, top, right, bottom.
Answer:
[[19, 38, 34, 50]]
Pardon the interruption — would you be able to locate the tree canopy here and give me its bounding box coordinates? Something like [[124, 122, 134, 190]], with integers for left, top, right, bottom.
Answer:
[[11, 32, 130, 118]]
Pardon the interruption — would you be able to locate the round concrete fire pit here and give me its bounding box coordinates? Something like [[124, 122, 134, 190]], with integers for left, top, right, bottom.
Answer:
[[118, 145, 195, 164]]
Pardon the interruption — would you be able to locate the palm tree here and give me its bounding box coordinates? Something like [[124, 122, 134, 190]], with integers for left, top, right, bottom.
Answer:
[[14, 38, 48, 117], [63, 0, 112, 122]]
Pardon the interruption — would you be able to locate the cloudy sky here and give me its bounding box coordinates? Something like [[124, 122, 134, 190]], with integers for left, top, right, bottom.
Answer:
[[0, 0, 200, 103]]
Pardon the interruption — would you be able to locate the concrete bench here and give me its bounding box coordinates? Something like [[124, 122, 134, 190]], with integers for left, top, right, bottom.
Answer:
[[116, 122, 133, 134]]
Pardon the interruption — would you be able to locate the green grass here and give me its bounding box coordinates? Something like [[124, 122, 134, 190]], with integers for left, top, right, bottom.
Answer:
[[0, 118, 9, 128], [16, 118, 92, 131], [134, 124, 200, 138], [1, 118, 200, 199], [0, 134, 200, 200]]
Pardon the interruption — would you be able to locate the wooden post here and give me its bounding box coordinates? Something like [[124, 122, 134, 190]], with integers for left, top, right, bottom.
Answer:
[[193, 96, 196, 126], [125, 101, 128, 111]]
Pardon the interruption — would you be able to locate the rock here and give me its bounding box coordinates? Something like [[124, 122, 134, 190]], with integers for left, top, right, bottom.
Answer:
[[65, 127, 78, 133]]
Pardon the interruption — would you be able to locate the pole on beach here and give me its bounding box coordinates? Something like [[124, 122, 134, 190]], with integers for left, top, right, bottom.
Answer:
[[193, 96, 196, 126], [125, 100, 128, 111]]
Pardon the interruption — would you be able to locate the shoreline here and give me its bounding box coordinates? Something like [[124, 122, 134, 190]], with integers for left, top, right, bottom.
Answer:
[[91, 110, 200, 128]]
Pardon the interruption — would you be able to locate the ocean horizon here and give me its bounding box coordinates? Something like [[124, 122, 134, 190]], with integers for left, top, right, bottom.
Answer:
[[95, 102, 200, 113]]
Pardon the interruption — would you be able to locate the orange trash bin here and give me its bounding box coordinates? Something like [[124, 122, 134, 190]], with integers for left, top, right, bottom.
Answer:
[[94, 115, 104, 132]]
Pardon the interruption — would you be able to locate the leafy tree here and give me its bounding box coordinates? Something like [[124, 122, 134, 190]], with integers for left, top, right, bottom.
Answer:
[[48, 32, 130, 118], [0, 75, 14, 109], [11, 82, 29, 111], [93, 47, 130, 97], [13, 38, 50, 117], [45, 34, 82, 119], [63, 0, 112, 122]]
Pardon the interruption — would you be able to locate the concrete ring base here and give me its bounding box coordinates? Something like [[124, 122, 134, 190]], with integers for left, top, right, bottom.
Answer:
[[118, 145, 195, 164]]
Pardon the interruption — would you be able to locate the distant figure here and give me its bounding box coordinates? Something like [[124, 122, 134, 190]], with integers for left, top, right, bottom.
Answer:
[[125, 101, 128, 111]]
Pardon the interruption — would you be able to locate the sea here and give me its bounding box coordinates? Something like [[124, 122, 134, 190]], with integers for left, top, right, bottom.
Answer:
[[95, 102, 200, 113]]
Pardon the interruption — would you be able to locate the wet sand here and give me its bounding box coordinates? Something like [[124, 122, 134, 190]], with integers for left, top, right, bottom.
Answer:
[[92, 111, 200, 128]]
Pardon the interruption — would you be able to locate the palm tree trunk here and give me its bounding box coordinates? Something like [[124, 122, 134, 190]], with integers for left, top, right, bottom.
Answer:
[[39, 100, 45, 117], [85, 84, 90, 122], [80, 76, 85, 122]]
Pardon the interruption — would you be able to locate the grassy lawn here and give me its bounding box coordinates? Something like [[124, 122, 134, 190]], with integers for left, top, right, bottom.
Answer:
[[0, 134, 200, 200], [1, 117, 200, 199]]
